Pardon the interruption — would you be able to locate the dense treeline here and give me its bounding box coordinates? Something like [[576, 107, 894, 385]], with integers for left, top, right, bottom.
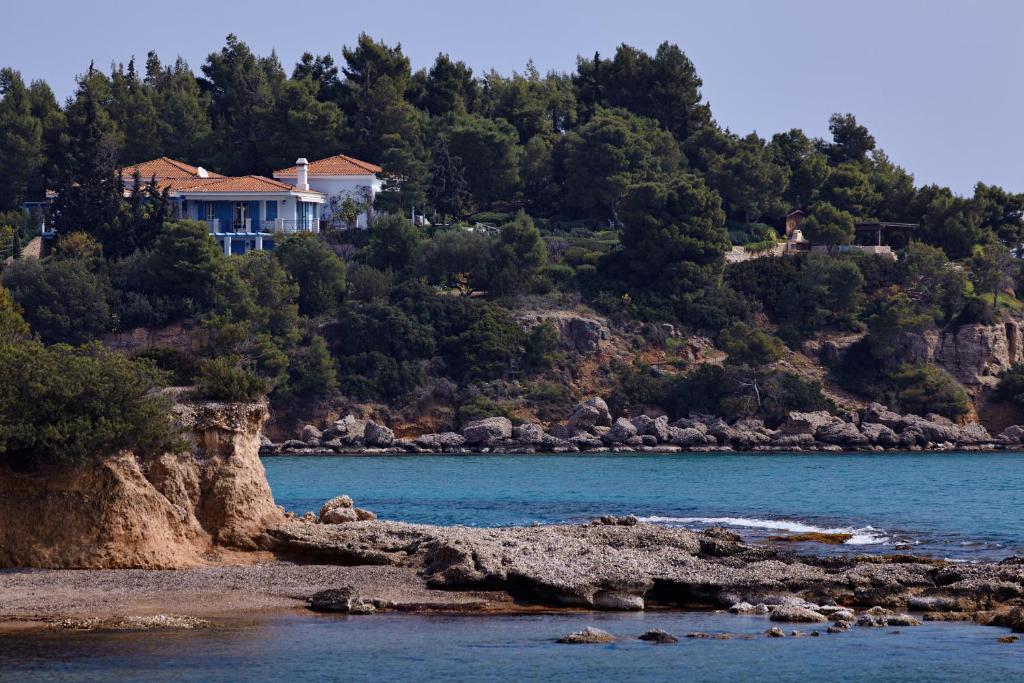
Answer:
[[2, 34, 1024, 447], [2, 33, 1022, 249]]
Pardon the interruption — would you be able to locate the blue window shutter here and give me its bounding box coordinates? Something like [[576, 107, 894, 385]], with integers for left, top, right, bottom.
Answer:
[[266, 201, 278, 221], [249, 201, 260, 224], [218, 202, 232, 227]]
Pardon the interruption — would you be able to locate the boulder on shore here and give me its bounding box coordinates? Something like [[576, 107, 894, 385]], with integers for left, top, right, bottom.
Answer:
[[319, 495, 376, 524], [567, 397, 612, 432], [603, 417, 638, 444], [512, 423, 546, 445], [779, 411, 840, 436], [415, 432, 466, 450], [364, 421, 394, 447], [462, 417, 513, 445]]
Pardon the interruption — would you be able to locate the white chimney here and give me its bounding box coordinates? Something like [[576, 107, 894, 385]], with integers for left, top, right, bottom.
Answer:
[[296, 158, 309, 191]]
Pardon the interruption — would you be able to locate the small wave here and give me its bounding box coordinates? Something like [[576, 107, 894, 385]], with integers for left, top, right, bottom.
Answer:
[[637, 515, 890, 546]]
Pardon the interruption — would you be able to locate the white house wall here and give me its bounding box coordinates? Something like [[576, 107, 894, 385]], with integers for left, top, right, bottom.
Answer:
[[276, 174, 380, 228]]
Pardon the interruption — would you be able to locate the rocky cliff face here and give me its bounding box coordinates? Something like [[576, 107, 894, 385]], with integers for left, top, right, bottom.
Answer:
[[0, 401, 283, 569], [901, 320, 1022, 388]]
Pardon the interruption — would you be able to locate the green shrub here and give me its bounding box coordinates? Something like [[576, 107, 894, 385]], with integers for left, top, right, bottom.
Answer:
[[525, 381, 573, 422], [994, 364, 1024, 408], [470, 211, 514, 225], [192, 356, 269, 402], [2, 257, 113, 345], [456, 395, 517, 426], [0, 342, 183, 470], [524, 321, 560, 370], [287, 336, 338, 401], [894, 363, 969, 419], [347, 264, 394, 302], [444, 307, 526, 381], [274, 233, 348, 317]]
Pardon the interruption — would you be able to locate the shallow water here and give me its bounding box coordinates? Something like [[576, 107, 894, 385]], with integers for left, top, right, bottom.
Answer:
[[2, 612, 1022, 682], [264, 452, 1024, 560]]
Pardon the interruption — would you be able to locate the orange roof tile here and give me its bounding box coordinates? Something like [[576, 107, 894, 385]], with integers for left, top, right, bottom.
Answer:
[[274, 154, 382, 177], [118, 157, 224, 181], [172, 175, 321, 194]]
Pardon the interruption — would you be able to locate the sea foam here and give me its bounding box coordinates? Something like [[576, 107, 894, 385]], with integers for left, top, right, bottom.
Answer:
[[637, 515, 890, 546]]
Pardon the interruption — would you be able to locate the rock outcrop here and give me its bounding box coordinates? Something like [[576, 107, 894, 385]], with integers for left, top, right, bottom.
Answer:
[[0, 401, 283, 569], [901, 321, 1024, 388], [270, 517, 1024, 619]]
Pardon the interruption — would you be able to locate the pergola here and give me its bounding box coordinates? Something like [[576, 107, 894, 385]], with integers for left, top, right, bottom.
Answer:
[[854, 222, 919, 247]]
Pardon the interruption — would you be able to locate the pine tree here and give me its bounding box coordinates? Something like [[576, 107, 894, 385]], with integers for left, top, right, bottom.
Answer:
[[0, 68, 45, 210], [51, 64, 126, 252], [428, 134, 468, 222]]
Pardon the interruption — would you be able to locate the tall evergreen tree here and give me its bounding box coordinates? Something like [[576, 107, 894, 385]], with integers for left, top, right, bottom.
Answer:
[[146, 53, 213, 163], [0, 68, 44, 210], [428, 134, 469, 222], [574, 42, 710, 141], [51, 64, 126, 251], [201, 34, 282, 174], [109, 58, 161, 162], [26, 80, 66, 199]]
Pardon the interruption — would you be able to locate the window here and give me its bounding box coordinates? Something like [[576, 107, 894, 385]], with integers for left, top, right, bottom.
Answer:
[[204, 202, 216, 221]]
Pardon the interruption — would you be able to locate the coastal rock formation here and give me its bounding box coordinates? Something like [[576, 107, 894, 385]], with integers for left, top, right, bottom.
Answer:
[[0, 401, 283, 569], [269, 518, 1024, 617], [899, 322, 1024, 387], [518, 313, 611, 355]]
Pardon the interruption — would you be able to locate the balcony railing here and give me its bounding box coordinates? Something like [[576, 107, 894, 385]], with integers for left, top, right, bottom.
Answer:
[[203, 218, 262, 233], [203, 218, 321, 234], [259, 219, 320, 233]]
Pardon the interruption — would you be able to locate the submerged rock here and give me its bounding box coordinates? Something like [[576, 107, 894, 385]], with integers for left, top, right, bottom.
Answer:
[[770, 606, 828, 623], [557, 627, 615, 644], [638, 629, 679, 644]]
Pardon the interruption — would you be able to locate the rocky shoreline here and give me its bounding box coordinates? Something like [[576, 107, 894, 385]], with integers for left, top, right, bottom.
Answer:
[[263, 508, 1024, 635], [5, 511, 1024, 637], [262, 398, 1024, 456], [3, 399, 1023, 639]]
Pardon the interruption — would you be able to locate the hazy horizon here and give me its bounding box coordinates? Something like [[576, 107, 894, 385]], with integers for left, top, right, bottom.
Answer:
[[2, 0, 1020, 195]]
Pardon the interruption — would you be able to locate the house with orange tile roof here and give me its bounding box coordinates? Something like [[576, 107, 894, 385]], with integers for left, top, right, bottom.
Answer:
[[273, 154, 382, 229], [116, 157, 326, 255]]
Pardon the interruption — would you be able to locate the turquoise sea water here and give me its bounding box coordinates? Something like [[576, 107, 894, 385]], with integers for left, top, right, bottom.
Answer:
[[264, 452, 1024, 560], [2, 612, 1022, 682], [3, 452, 1022, 682]]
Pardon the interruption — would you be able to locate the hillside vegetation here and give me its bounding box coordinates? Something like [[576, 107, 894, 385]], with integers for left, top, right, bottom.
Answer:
[[2, 36, 1024, 443]]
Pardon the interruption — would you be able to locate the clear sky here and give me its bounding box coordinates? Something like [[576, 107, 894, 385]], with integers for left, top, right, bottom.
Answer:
[[2, 0, 1020, 195]]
